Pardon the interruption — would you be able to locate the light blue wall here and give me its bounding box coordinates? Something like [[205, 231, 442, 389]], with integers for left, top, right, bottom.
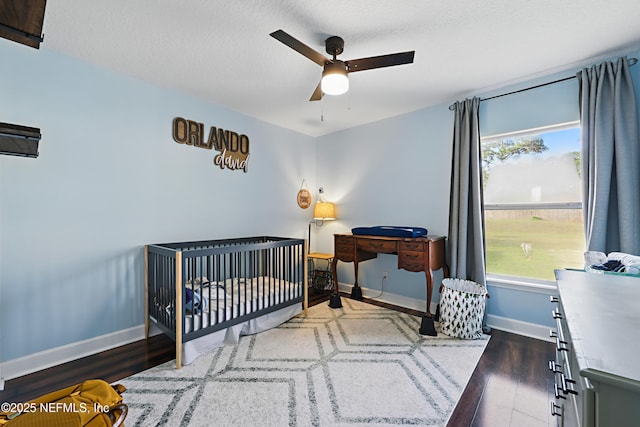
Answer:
[[315, 106, 452, 302], [0, 39, 316, 362], [2, 36, 639, 364], [315, 46, 640, 331]]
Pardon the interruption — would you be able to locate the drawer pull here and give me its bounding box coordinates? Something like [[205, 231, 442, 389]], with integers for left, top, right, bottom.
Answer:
[[548, 360, 563, 374], [403, 243, 421, 250], [556, 337, 569, 352], [561, 375, 578, 395], [400, 262, 423, 271], [552, 308, 563, 319], [549, 329, 558, 339], [550, 401, 562, 417], [550, 295, 559, 303], [554, 383, 566, 399]]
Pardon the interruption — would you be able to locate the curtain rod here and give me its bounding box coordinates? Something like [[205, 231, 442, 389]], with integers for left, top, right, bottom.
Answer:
[[448, 57, 638, 111]]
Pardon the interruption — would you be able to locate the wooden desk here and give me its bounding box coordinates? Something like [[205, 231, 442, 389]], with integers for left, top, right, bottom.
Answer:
[[332, 234, 448, 317]]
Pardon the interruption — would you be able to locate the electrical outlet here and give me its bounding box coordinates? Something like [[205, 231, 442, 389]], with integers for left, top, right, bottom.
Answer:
[[383, 272, 388, 279]]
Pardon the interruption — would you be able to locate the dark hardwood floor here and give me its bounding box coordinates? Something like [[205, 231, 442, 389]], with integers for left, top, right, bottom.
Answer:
[[0, 291, 555, 426]]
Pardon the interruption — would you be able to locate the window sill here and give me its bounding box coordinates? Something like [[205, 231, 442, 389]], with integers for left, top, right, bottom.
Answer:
[[486, 274, 557, 295]]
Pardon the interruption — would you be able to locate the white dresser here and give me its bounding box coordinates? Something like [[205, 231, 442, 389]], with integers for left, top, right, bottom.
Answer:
[[551, 270, 640, 426]]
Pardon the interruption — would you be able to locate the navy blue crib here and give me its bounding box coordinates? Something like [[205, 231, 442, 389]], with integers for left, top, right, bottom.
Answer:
[[145, 236, 307, 368]]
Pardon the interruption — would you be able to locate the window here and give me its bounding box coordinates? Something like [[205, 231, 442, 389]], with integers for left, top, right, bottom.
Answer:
[[482, 122, 585, 282]]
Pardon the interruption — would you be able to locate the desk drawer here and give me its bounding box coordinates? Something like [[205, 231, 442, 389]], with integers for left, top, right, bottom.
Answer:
[[357, 239, 396, 254], [336, 244, 354, 259], [335, 236, 355, 261], [399, 251, 425, 272], [400, 241, 424, 252]]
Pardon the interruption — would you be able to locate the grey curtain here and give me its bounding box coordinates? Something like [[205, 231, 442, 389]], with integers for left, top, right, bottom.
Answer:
[[578, 57, 640, 255], [448, 97, 486, 285]]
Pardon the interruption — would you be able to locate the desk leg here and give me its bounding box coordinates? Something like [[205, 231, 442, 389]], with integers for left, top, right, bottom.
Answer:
[[329, 257, 342, 308], [419, 268, 437, 336], [350, 260, 363, 300], [424, 269, 434, 317]]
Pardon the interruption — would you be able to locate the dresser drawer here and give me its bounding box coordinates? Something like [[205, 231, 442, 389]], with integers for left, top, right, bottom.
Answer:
[[550, 295, 594, 427], [357, 239, 397, 254], [399, 240, 424, 252]]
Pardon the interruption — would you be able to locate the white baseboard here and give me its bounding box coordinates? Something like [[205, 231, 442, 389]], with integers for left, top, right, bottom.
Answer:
[[2, 324, 162, 382], [337, 282, 438, 315], [338, 282, 554, 342], [485, 314, 554, 342]]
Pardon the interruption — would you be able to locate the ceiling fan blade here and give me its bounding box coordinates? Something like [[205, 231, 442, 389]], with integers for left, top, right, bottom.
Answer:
[[346, 51, 415, 73], [310, 81, 323, 101], [270, 29, 329, 67]]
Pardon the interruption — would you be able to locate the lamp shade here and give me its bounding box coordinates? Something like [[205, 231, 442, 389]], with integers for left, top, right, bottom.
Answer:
[[321, 61, 349, 96], [313, 201, 336, 220]]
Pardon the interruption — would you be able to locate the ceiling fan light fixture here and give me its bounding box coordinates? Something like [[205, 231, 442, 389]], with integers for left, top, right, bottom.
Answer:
[[321, 61, 349, 96], [270, 30, 414, 101]]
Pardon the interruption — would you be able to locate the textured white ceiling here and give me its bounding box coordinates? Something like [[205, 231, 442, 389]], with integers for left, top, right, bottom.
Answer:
[[42, 0, 640, 137]]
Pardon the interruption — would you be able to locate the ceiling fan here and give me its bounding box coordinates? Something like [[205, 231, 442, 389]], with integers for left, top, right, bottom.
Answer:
[[270, 29, 415, 101]]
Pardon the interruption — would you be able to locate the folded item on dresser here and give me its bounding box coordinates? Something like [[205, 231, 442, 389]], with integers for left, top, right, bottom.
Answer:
[[590, 260, 625, 272], [585, 250, 640, 275], [607, 252, 640, 266]]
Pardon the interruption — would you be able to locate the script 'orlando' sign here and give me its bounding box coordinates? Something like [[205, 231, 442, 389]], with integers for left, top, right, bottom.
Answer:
[[172, 117, 249, 173]]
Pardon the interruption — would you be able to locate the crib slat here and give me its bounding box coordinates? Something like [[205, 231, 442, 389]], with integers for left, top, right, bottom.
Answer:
[[144, 245, 150, 338], [175, 251, 183, 370]]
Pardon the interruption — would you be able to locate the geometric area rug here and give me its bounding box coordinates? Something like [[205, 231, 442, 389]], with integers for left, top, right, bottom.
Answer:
[[119, 299, 489, 426]]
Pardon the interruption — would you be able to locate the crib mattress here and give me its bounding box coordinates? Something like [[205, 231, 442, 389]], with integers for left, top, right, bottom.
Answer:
[[182, 276, 302, 333]]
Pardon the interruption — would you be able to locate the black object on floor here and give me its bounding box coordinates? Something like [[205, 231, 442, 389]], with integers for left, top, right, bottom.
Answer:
[[419, 316, 437, 336]]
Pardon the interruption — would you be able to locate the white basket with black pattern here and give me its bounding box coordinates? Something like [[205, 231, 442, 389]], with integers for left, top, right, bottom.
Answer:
[[439, 278, 487, 339]]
